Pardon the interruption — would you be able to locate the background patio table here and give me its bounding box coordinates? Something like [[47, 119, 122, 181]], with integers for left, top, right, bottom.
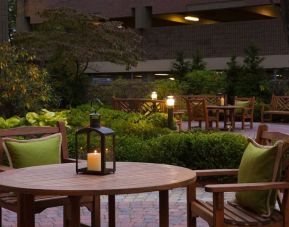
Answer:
[[0, 162, 196, 227], [207, 105, 244, 130]]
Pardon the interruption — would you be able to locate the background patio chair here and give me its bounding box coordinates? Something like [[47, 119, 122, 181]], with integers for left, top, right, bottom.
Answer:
[[190, 124, 289, 227], [234, 96, 255, 129], [186, 98, 219, 130], [0, 121, 98, 226]]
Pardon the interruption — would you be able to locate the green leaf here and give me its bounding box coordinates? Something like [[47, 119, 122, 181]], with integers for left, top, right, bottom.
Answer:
[[26, 112, 39, 124]]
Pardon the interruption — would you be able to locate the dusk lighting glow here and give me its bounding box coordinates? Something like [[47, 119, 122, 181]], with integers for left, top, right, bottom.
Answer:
[[184, 16, 199, 22]]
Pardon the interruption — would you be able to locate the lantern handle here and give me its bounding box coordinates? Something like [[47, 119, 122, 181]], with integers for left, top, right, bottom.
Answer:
[[91, 98, 104, 113]]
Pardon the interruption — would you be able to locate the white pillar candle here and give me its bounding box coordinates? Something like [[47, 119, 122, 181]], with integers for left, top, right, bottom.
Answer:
[[87, 150, 101, 171]]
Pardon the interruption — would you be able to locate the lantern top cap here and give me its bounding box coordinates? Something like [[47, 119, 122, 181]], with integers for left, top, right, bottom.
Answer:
[[90, 112, 101, 116]]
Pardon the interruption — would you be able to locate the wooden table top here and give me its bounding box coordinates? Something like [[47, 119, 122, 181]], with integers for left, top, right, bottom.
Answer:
[[0, 162, 196, 196]]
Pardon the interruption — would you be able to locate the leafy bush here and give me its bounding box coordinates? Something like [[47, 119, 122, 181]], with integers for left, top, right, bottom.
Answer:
[[146, 113, 168, 128], [152, 80, 181, 98], [181, 70, 227, 95], [0, 44, 58, 117], [0, 109, 68, 129], [116, 131, 248, 170], [0, 104, 248, 171]]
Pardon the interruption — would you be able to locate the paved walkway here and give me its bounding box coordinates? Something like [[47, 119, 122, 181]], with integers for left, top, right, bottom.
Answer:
[[2, 122, 289, 227]]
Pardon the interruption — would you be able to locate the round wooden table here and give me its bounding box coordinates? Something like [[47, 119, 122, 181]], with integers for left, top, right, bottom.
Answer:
[[0, 162, 196, 227]]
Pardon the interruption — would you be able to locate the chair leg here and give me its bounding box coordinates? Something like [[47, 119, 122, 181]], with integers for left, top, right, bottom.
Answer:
[[0, 207, 2, 227]]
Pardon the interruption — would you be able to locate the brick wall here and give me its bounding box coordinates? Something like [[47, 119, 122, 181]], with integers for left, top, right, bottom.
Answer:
[[142, 19, 289, 59], [0, 0, 8, 42]]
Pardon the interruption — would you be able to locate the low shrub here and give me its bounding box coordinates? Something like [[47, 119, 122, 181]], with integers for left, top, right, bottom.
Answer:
[[0, 104, 248, 171], [116, 131, 248, 170]]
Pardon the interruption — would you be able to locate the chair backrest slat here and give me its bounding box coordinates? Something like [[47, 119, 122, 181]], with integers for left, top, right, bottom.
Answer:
[[255, 123, 289, 215]]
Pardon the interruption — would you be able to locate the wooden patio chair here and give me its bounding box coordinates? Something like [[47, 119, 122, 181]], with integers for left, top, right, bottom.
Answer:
[[190, 124, 289, 227], [234, 96, 255, 129], [186, 98, 219, 130], [0, 121, 98, 226]]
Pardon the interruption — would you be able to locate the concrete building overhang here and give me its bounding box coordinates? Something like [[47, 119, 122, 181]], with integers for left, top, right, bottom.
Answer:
[[86, 55, 289, 74]]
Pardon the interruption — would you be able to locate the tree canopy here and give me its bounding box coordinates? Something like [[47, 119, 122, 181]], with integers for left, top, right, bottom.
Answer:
[[13, 8, 143, 106], [0, 43, 56, 117], [14, 8, 142, 77]]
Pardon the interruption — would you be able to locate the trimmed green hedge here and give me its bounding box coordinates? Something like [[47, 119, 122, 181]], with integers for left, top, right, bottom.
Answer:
[[116, 131, 248, 170]]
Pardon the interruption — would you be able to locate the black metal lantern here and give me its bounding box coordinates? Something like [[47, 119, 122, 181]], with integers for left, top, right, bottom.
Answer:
[[75, 113, 116, 175]]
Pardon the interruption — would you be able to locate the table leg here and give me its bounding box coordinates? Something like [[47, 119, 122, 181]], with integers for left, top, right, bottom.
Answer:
[[91, 195, 101, 227], [223, 109, 228, 130], [67, 196, 81, 227], [108, 195, 115, 227], [17, 193, 35, 227], [159, 190, 169, 227], [230, 109, 235, 130], [187, 183, 195, 227]]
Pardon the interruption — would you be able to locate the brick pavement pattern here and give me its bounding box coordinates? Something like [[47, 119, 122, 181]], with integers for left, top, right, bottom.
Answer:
[[2, 122, 289, 226]]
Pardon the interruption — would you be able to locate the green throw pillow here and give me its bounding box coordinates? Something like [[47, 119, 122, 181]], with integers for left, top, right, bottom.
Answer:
[[235, 100, 249, 114], [235, 140, 283, 216], [3, 133, 62, 168]]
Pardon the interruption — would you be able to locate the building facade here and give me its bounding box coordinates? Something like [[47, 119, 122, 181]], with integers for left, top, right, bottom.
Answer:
[[0, 0, 8, 42], [18, 0, 289, 77]]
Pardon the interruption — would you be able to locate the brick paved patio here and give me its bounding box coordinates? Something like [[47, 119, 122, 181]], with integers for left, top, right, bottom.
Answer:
[[2, 122, 289, 227]]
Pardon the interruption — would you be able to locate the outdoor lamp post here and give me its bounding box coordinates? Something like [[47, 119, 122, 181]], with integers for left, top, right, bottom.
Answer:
[[218, 93, 225, 106], [166, 96, 175, 129], [151, 91, 157, 100], [75, 113, 116, 175], [151, 91, 158, 112]]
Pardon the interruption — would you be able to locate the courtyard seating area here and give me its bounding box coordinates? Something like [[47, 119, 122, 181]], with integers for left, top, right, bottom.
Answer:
[[0, 121, 288, 227], [1, 1, 289, 226]]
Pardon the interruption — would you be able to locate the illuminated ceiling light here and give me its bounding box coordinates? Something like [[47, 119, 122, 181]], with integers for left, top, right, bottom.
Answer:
[[184, 16, 199, 22], [154, 73, 169, 76]]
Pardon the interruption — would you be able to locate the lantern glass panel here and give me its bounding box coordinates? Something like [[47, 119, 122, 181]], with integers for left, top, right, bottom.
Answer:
[[104, 134, 114, 170], [75, 126, 116, 175]]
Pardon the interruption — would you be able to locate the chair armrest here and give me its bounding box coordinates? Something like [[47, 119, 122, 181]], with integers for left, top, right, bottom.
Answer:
[[0, 165, 13, 172], [205, 182, 289, 193], [195, 169, 238, 177]]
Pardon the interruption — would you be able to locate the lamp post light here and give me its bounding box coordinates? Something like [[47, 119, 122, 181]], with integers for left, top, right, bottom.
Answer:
[[151, 91, 158, 112], [151, 91, 157, 100], [166, 96, 175, 129]]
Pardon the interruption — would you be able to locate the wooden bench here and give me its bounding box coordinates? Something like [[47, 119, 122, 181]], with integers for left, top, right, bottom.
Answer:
[[112, 97, 166, 115], [261, 95, 289, 122]]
